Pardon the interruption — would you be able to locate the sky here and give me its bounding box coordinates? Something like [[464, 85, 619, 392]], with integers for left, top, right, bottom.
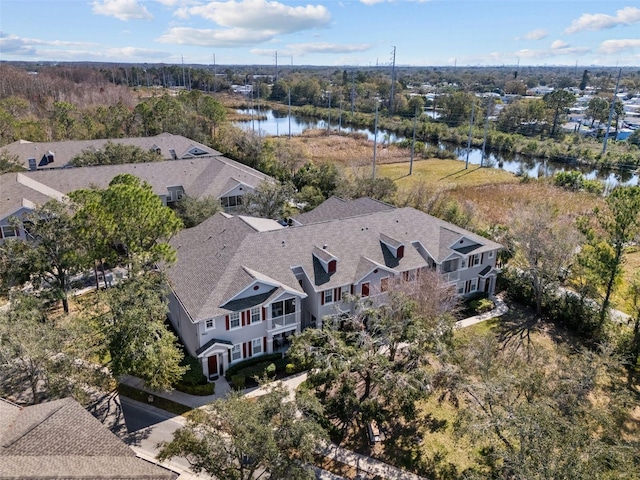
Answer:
[[1, 0, 640, 67]]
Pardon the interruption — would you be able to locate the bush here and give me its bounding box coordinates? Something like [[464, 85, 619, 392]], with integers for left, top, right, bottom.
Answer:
[[178, 356, 208, 386], [174, 382, 215, 396], [285, 363, 297, 375], [469, 297, 495, 314], [225, 353, 283, 381], [231, 374, 246, 390]]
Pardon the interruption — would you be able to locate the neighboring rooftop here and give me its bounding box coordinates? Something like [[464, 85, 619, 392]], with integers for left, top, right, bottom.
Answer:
[[0, 156, 270, 221], [0, 397, 175, 479], [1, 133, 222, 170], [292, 196, 395, 225]]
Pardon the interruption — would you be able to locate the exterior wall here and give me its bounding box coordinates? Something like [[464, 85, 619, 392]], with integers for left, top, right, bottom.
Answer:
[[456, 249, 499, 295], [167, 292, 200, 357], [315, 284, 351, 327], [0, 207, 36, 244]]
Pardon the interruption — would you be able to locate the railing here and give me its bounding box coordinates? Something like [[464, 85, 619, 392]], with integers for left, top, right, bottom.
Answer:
[[269, 313, 297, 330], [442, 271, 459, 282]]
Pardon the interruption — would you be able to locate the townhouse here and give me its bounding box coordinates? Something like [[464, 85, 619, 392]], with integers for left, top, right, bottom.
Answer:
[[164, 199, 502, 380], [0, 152, 270, 242]]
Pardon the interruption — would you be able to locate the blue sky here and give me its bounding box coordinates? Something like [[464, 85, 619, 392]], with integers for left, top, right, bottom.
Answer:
[[1, 0, 639, 66]]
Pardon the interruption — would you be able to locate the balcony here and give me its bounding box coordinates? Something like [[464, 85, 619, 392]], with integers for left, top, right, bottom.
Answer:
[[268, 313, 297, 331], [442, 271, 459, 283]]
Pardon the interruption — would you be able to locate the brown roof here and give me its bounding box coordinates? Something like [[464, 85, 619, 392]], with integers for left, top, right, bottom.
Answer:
[[0, 398, 175, 479]]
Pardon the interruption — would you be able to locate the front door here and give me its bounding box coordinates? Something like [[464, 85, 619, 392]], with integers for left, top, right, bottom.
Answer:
[[208, 355, 218, 380]]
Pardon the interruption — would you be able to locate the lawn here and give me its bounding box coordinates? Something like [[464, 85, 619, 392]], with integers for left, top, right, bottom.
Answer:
[[379, 159, 518, 191]]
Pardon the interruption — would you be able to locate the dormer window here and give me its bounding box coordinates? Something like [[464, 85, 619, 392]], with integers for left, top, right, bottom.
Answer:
[[313, 245, 339, 274], [380, 233, 404, 259]]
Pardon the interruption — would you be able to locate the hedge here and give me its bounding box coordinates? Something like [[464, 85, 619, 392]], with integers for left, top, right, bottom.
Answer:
[[225, 353, 283, 381], [174, 382, 215, 396]]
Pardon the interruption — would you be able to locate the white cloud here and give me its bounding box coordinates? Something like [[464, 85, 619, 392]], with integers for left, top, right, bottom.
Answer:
[[515, 44, 590, 60], [550, 39, 568, 49], [157, 27, 274, 47], [565, 6, 640, 34], [598, 39, 640, 54], [0, 33, 97, 56], [517, 29, 548, 41], [91, 0, 153, 21], [105, 47, 170, 58], [180, 0, 330, 33], [252, 42, 372, 57], [360, 0, 430, 4]]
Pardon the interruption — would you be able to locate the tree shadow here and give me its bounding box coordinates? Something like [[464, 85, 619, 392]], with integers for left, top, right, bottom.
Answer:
[[493, 303, 542, 353], [87, 389, 152, 446], [438, 166, 482, 181]]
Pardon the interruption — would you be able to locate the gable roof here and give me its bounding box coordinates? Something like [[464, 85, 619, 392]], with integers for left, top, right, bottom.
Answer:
[[0, 156, 269, 222], [293, 196, 395, 225], [0, 397, 174, 479], [165, 206, 502, 322], [1, 133, 221, 170]]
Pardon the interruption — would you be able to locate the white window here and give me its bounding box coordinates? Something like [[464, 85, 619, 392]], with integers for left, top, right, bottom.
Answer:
[[324, 289, 333, 304], [205, 319, 215, 330], [251, 307, 261, 323], [402, 270, 416, 282], [1, 225, 17, 238], [489, 251, 494, 258], [231, 344, 242, 361], [470, 254, 480, 266], [457, 282, 465, 294], [470, 278, 478, 292], [229, 312, 240, 329], [176, 190, 184, 200], [252, 338, 263, 355]]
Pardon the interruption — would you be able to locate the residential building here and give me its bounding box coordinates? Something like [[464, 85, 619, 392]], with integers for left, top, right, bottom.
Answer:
[[1, 132, 221, 171], [0, 154, 270, 242], [164, 200, 501, 380], [0, 397, 175, 479]]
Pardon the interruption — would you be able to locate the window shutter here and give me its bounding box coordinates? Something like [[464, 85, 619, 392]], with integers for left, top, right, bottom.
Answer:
[[241, 311, 246, 327], [337, 287, 342, 301], [228, 350, 231, 362], [321, 291, 325, 305], [350, 284, 354, 295], [243, 343, 247, 358], [248, 342, 252, 357], [466, 280, 471, 293], [481, 252, 485, 264], [262, 306, 267, 320], [225, 315, 229, 330], [397, 245, 405, 259], [263, 337, 267, 352], [328, 260, 336, 273]]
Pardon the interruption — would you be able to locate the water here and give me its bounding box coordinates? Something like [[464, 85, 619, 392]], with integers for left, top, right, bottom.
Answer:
[[234, 108, 639, 187]]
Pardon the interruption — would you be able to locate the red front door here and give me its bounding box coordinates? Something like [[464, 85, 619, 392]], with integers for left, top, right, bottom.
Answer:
[[207, 355, 218, 379]]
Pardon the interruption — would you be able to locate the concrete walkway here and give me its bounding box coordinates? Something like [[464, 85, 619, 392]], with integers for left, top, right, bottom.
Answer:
[[454, 294, 508, 329], [118, 297, 509, 479]]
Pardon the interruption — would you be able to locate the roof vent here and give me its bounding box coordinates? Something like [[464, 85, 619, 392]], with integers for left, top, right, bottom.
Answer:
[[323, 244, 328, 249]]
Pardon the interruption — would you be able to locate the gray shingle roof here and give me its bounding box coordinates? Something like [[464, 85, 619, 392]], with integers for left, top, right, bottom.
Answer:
[[0, 155, 269, 221], [0, 398, 174, 479], [293, 196, 395, 225], [1, 133, 221, 170], [165, 207, 502, 322]]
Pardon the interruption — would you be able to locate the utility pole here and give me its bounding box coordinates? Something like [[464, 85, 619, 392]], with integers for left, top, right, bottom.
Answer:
[[327, 91, 332, 132], [602, 68, 622, 155], [338, 100, 343, 130], [351, 72, 355, 116], [275, 51, 278, 82], [389, 46, 396, 115], [372, 102, 379, 180], [181, 56, 186, 89], [288, 87, 292, 139], [465, 101, 475, 169], [481, 99, 490, 167], [410, 106, 417, 175], [213, 53, 217, 93]]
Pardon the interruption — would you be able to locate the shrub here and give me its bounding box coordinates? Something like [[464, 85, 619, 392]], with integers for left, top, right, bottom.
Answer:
[[225, 353, 283, 381], [469, 297, 495, 314], [231, 374, 246, 390], [174, 382, 215, 396], [285, 363, 297, 375], [178, 356, 208, 387]]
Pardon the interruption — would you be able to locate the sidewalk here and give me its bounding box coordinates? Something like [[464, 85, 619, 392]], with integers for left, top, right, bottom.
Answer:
[[454, 294, 508, 329], [120, 374, 231, 408]]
